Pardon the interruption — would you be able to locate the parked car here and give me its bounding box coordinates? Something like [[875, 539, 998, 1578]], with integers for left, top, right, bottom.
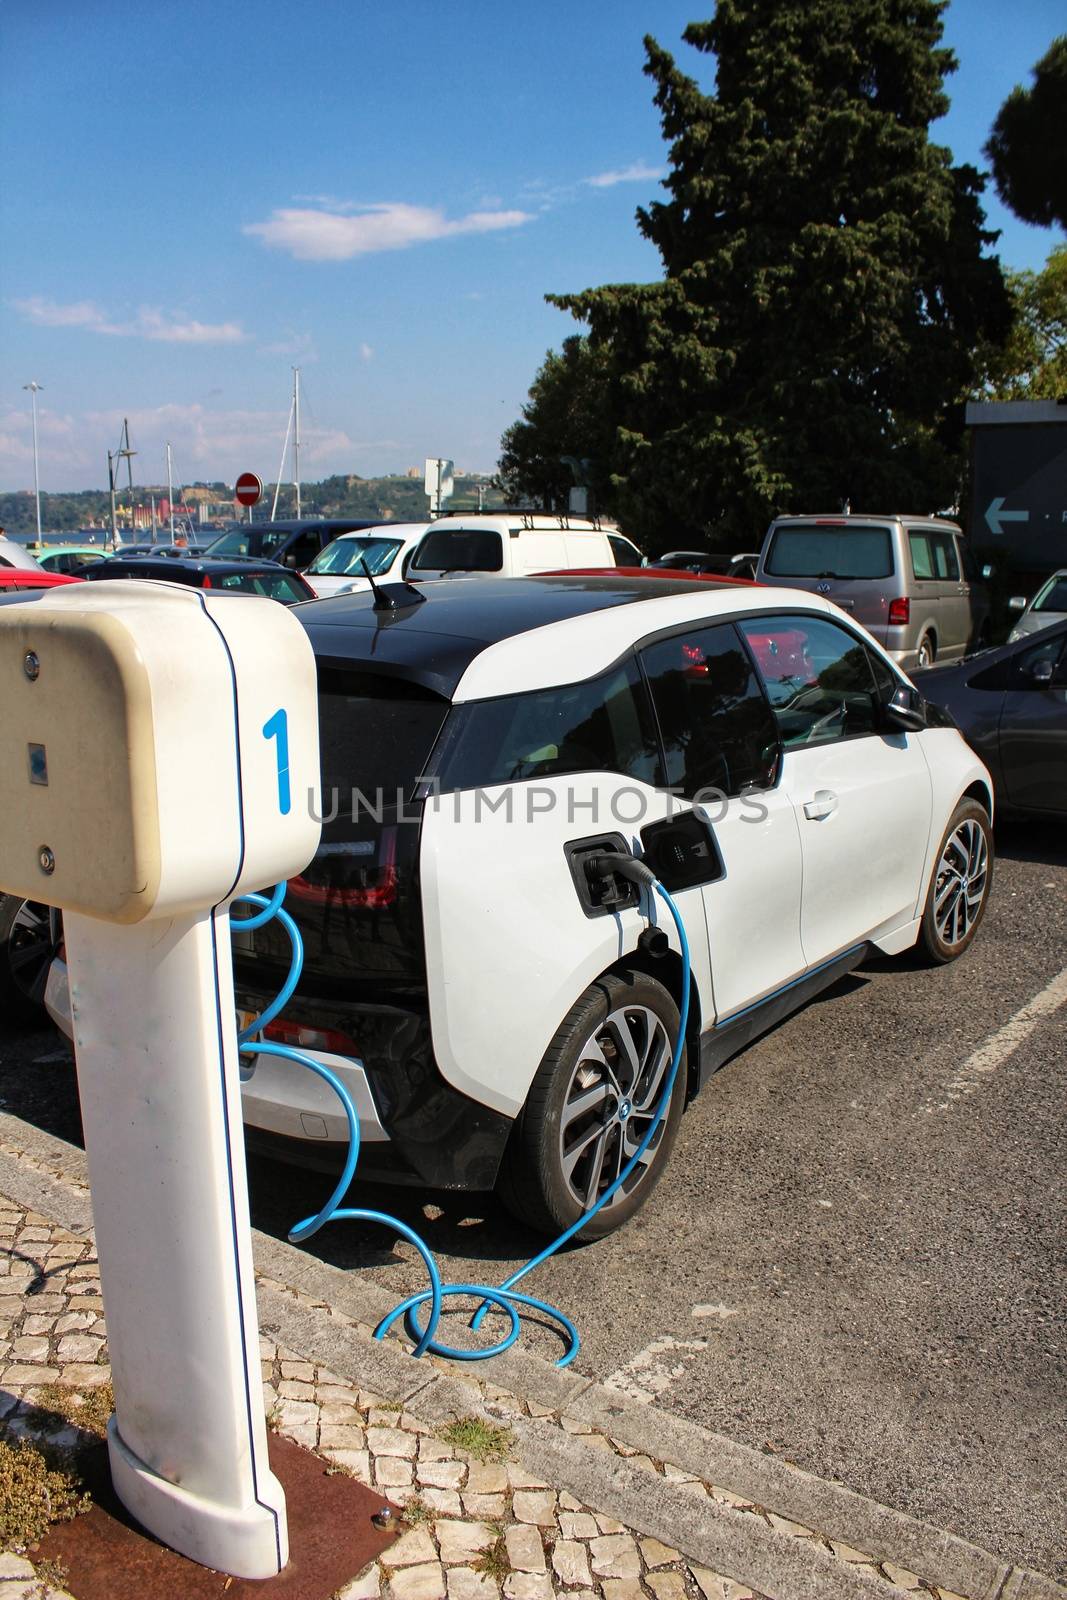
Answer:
[[36, 545, 113, 575], [81, 555, 315, 604], [0, 569, 81, 592], [0, 537, 43, 571], [207, 519, 386, 571], [914, 620, 1067, 817], [407, 511, 617, 579], [652, 550, 759, 580], [1006, 568, 1067, 643], [303, 526, 430, 598], [44, 575, 996, 1233], [756, 515, 990, 670]]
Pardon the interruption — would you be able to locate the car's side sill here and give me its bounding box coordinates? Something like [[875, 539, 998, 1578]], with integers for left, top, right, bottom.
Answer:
[[697, 943, 872, 1087]]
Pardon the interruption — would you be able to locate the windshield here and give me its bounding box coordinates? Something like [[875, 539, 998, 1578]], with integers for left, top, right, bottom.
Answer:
[[308, 536, 403, 577], [1033, 576, 1067, 613], [410, 527, 502, 573], [207, 529, 285, 559], [765, 524, 894, 580]]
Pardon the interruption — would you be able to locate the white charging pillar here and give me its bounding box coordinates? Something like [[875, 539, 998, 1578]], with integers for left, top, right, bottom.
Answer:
[[0, 582, 322, 1579]]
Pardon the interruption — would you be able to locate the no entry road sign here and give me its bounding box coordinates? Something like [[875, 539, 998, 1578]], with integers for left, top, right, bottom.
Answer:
[[235, 472, 262, 508]]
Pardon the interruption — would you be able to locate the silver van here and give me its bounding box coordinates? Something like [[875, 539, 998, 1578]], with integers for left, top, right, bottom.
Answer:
[[755, 515, 989, 670]]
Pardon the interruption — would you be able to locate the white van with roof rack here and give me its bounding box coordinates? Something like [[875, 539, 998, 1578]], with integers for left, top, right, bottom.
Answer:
[[407, 510, 617, 579]]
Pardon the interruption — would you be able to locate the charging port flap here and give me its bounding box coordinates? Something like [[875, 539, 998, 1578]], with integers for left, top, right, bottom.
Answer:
[[564, 834, 642, 918]]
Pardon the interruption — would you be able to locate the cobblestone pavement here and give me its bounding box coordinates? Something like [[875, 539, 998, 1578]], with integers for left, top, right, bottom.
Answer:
[[1, 1182, 1061, 1600]]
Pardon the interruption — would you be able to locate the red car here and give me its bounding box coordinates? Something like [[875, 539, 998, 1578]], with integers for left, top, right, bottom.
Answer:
[[0, 569, 82, 591]]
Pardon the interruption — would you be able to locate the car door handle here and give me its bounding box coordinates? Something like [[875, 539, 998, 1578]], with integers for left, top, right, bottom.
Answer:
[[803, 790, 838, 821]]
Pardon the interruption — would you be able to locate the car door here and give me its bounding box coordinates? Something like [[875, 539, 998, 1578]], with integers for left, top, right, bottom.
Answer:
[[999, 630, 1067, 813], [930, 529, 969, 660], [739, 613, 933, 967], [639, 622, 805, 1021]]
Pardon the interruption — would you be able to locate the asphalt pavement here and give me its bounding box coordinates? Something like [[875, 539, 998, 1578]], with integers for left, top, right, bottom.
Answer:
[[1, 818, 1063, 1582]]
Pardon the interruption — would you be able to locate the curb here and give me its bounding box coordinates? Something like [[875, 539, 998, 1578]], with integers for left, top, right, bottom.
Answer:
[[0, 1112, 1062, 1600]]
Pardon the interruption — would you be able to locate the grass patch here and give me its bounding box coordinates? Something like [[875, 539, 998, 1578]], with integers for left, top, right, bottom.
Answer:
[[402, 1495, 433, 1525], [438, 1417, 513, 1464], [473, 1532, 509, 1582], [0, 1438, 89, 1550], [33, 1381, 115, 1441]]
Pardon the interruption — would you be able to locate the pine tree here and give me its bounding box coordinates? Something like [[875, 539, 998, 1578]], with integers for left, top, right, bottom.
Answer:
[[539, 0, 1011, 545], [985, 37, 1067, 233]]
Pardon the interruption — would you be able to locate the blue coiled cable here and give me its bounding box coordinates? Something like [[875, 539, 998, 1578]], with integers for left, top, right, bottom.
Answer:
[[234, 879, 690, 1367]]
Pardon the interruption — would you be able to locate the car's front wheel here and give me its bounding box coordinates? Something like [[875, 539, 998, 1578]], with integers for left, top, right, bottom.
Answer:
[[0, 894, 61, 1024], [497, 971, 686, 1239], [916, 799, 993, 964]]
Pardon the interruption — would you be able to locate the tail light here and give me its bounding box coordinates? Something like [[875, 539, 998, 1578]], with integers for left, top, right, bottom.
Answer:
[[202, 575, 213, 588], [888, 597, 910, 626], [287, 827, 399, 910], [259, 1017, 360, 1056]]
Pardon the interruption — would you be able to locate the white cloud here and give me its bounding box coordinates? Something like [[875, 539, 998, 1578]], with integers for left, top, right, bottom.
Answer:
[[584, 161, 665, 189], [11, 296, 246, 344], [244, 201, 532, 262], [359, 343, 374, 362]]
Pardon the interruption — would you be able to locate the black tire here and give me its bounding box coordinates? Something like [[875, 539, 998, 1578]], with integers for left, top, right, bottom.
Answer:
[[0, 894, 60, 1024], [916, 633, 936, 670], [497, 970, 686, 1240], [916, 799, 994, 965]]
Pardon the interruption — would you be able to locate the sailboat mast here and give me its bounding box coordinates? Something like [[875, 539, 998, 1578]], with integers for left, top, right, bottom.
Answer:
[[166, 442, 174, 543], [292, 366, 301, 518]]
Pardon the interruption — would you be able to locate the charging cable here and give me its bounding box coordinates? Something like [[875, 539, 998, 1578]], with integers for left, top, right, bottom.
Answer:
[[234, 858, 689, 1368]]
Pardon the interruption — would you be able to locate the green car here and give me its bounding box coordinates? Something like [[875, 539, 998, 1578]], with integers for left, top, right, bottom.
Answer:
[[36, 544, 111, 575]]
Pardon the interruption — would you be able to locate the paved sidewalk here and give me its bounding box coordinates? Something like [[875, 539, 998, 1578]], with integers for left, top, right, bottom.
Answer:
[[0, 1121, 1062, 1600]]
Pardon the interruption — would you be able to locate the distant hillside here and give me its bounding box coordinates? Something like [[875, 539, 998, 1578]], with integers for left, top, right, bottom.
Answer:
[[0, 473, 503, 538]]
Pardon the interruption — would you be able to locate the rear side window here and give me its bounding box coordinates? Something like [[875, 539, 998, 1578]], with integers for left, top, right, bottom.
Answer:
[[437, 656, 662, 790], [764, 524, 894, 580], [215, 571, 309, 603], [909, 532, 935, 579], [740, 615, 882, 747], [910, 530, 959, 581], [1033, 576, 1067, 613], [640, 623, 779, 798], [411, 528, 502, 573], [318, 668, 450, 803]]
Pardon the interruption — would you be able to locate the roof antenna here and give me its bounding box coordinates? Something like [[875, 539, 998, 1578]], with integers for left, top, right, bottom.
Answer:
[[356, 553, 425, 611]]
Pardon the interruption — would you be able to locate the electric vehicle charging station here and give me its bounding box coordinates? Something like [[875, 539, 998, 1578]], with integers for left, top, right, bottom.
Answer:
[[0, 581, 321, 1580]]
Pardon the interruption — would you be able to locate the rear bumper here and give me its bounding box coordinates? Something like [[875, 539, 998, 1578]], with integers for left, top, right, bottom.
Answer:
[[45, 958, 512, 1191]]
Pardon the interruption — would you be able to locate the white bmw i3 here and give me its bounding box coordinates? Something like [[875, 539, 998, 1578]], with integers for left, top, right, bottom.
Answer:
[[46, 574, 994, 1236]]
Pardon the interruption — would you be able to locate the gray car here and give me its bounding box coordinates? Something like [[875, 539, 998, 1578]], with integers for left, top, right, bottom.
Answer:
[[755, 514, 990, 670], [1007, 568, 1067, 643]]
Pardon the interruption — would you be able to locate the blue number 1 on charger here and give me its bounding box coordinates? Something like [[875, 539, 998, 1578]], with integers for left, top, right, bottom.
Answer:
[[262, 708, 291, 816]]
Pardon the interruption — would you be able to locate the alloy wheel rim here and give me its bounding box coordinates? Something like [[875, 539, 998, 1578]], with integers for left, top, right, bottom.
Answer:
[[7, 900, 57, 1007], [558, 1005, 673, 1212], [933, 820, 988, 947]]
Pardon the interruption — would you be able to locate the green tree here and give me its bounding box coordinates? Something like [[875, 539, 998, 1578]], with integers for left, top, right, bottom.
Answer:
[[496, 336, 614, 509], [984, 37, 1067, 232], [978, 246, 1067, 400], [525, 1, 1010, 546]]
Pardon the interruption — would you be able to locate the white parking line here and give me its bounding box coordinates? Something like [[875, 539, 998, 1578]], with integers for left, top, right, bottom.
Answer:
[[924, 965, 1067, 1113], [604, 1334, 708, 1404]]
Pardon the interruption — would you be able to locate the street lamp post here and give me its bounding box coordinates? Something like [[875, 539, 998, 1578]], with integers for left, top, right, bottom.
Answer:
[[23, 382, 43, 543]]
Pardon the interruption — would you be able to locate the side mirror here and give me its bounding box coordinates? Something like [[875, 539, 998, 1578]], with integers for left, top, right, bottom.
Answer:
[[1008, 595, 1027, 612], [981, 564, 993, 580], [1029, 658, 1055, 686], [883, 684, 926, 732]]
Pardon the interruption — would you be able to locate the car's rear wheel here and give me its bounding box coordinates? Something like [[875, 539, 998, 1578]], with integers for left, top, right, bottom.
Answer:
[[916, 800, 993, 964], [916, 633, 936, 669], [497, 971, 686, 1239], [0, 894, 60, 1023]]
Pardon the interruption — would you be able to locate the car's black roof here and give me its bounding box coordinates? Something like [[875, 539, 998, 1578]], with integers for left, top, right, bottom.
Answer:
[[300, 574, 734, 697], [84, 555, 290, 580], [227, 519, 386, 535]]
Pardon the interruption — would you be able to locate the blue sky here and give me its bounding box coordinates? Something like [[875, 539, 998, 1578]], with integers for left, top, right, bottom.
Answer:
[[1, 0, 1063, 493]]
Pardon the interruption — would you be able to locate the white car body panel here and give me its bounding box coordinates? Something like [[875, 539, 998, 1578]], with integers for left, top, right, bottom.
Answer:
[[419, 774, 714, 1118]]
